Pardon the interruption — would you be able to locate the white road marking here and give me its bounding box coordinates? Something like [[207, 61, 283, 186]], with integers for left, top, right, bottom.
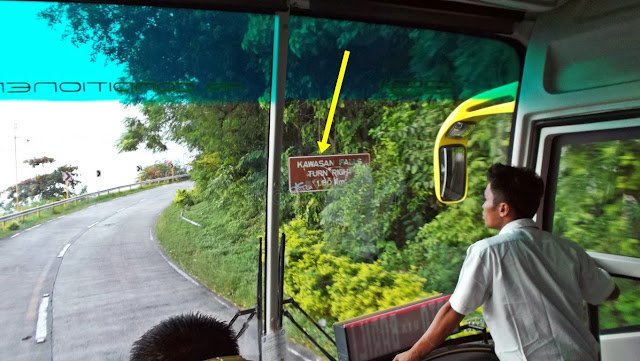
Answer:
[[116, 208, 126, 213], [26, 224, 41, 231], [57, 215, 66, 219], [288, 347, 313, 361], [87, 222, 99, 228], [45, 220, 53, 224], [213, 297, 229, 308], [57, 244, 71, 258], [88, 205, 95, 209], [150, 229, 199, 286], [11, 233, 21, 238], [35, 295, 50, 343], [161, 254, 200, 286], [138, 199, 145, 203]]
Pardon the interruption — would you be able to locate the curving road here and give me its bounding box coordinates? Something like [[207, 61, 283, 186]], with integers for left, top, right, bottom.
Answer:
[[0, 182, 316, 361]]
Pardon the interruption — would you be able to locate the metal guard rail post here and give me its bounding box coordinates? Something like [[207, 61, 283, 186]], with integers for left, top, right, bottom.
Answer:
[[0, 174, 190, 226]]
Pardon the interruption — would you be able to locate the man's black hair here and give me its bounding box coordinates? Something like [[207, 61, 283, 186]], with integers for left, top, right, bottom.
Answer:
[[130, 312, 240, 361], [486, 163, 544, 219]]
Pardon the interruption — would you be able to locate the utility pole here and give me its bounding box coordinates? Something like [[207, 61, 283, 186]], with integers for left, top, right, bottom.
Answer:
[[14, 122, 19, 211]]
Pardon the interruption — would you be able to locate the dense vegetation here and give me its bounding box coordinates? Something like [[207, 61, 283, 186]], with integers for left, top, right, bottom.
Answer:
[[40, 3, 639, 352]]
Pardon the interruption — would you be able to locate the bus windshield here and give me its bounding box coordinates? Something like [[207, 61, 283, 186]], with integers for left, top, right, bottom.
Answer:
[[0, 1, 520, 359]]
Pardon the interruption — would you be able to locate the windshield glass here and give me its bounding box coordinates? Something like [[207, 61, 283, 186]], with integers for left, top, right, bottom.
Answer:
[[0, 1, 520, 360], [278, 15, 518, 354]]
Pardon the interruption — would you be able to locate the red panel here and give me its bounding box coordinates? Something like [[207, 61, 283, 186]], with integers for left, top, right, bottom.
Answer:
[[334, 295, 451, 361]]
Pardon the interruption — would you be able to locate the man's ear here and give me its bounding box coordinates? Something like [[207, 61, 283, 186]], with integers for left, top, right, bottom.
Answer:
[[499, 202, 511, 217]]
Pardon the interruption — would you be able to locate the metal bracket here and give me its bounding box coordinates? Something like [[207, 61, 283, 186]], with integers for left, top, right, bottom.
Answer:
[[229, 307, 257, 340]]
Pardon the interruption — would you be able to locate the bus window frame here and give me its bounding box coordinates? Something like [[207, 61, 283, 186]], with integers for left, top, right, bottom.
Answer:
[[542, 124, 640, 239], [534, 119, 640, 342], [526, 108, 640, 173], [533, 118, 640, 228], [533, 118, 640, 278]]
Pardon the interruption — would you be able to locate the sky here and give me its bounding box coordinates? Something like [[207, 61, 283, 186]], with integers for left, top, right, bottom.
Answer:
[[0, 102, 190, 194], [0, 2, 191, 200]]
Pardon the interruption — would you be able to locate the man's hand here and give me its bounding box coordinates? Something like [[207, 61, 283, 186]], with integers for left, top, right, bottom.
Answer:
[[393, 349, 420, 361], [607, 283, 621, 301], [392, 301, 465, 361]]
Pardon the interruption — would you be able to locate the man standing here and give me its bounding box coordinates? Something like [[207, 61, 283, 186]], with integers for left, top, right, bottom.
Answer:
[[394, 164, 619, 361]]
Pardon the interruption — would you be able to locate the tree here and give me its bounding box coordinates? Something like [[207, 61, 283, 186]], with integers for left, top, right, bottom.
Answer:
[[38, 5, 414, 157], [38, 4, 268, 104], [409, 31, 520, 100], [3, 165, 81, 207], [24, 156, 55, 168], [139, 162, 187, 181]]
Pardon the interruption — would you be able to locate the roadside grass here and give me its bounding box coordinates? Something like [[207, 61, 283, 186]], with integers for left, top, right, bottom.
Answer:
[[156, 201, 262, 309], [0, 182, 166, 239], [156, 199, 337, 359]]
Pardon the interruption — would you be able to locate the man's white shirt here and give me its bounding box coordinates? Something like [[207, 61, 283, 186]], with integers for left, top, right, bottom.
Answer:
[[449, 218, 615, 361]]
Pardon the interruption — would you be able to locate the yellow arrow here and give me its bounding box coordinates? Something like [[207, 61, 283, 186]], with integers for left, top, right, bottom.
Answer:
[[318, 50, 350, 153]]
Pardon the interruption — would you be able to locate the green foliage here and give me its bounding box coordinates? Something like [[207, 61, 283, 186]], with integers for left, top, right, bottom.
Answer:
[[554, 139, 640, 258], [8, 221, 20, 231], [328, 261, 433, 321], [408, 31, 520, 100], [600, 278, 640, 329], [320, 165, 384, 261], [117, 103, 269, 161], [395, 200, 494, 294], [369, 101, 455, 242], [380, 113, 510, 293], [39, 5, 269, 103], [284, 218, 432, 322], [175, 189, 195, 207], [552, 139, 640, 328], [157, 184, 264, 308]]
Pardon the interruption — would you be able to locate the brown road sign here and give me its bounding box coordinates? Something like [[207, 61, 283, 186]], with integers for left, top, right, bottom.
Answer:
[[288, 153, 370, 193]]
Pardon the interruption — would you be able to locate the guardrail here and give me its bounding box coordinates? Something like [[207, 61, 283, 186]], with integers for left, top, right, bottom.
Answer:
[[0, 174, 190, 228]]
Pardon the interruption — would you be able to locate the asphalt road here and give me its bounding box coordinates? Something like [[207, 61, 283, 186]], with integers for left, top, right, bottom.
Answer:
[[0, 182, 317, 361]]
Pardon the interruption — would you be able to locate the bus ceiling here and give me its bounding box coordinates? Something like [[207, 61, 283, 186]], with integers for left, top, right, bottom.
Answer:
[[50, 0, 567, 43]]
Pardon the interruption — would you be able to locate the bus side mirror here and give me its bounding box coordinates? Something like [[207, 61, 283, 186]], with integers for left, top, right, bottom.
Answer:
[[433, 81, 518, 204], [438, 145, 467, 202]]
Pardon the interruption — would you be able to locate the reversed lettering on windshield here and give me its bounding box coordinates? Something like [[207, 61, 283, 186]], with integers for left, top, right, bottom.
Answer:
[[0, 81, 244, 97]]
